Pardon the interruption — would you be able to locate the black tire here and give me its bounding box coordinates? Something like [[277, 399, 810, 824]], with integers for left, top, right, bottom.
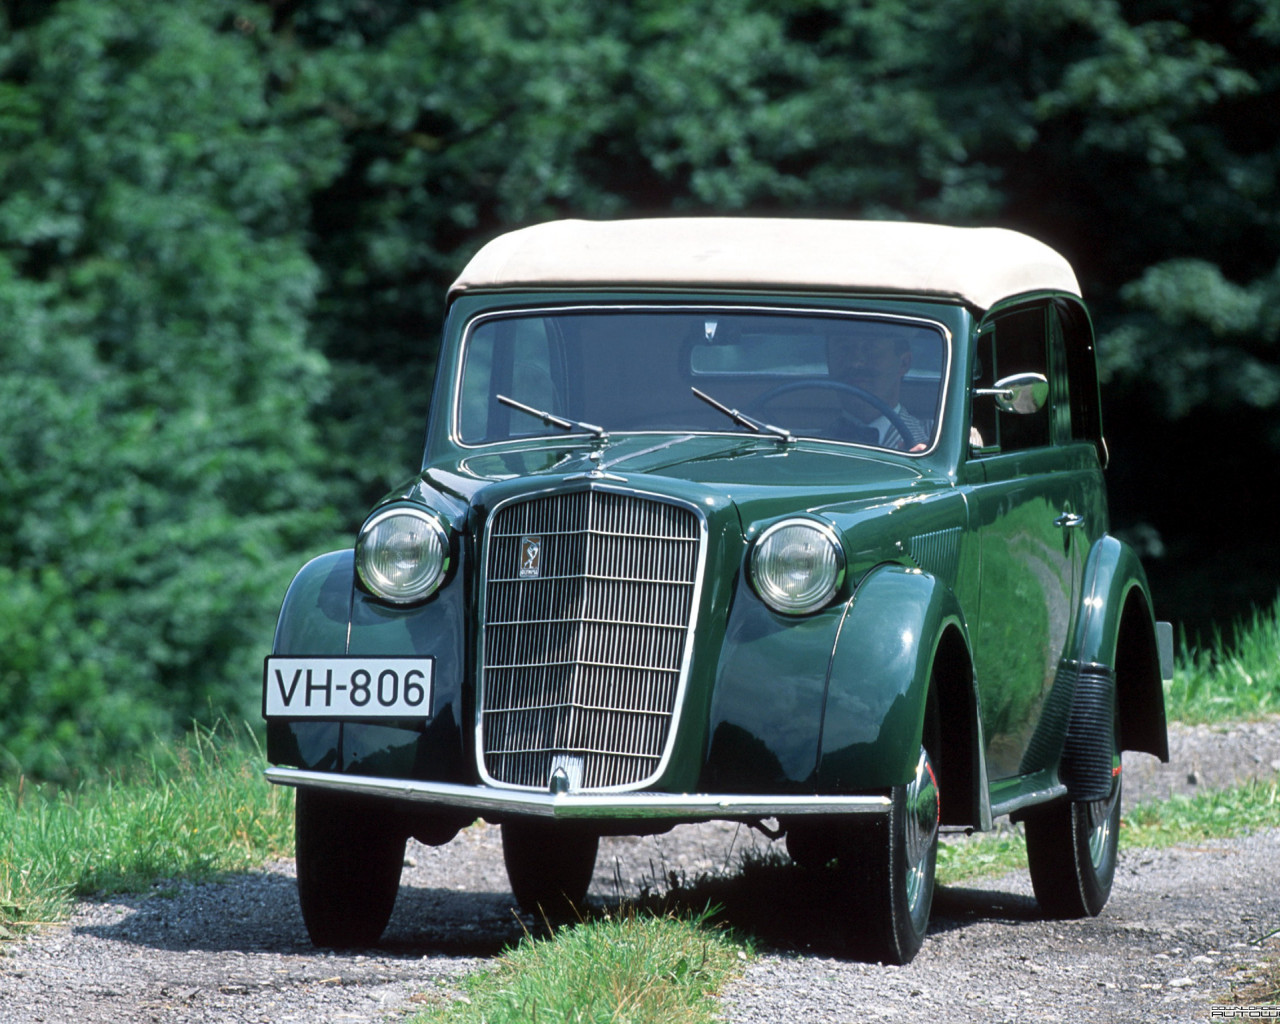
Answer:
[[1025, 774, 1121, 918], [501, 821, 599, 920], [836, 746, 940, 965], [295, 788, 406, 949]]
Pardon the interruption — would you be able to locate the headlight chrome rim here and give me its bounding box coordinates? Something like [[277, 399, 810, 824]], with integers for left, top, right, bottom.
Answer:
[[750, 518, 845, 615], [356, 507, 451, 604]]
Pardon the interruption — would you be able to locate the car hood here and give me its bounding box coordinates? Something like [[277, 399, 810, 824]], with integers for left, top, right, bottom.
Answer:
[[417, 434, 940, 528]]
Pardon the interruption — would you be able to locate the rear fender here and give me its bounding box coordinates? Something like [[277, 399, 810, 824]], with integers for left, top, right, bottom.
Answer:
[[1069, 536, 1169, 763]]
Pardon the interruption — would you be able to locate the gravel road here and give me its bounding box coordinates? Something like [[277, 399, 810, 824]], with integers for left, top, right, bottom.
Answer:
[[2, 718, 1278, 1024]]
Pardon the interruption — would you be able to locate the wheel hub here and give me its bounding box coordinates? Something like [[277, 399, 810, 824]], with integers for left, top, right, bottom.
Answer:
[[904, 748, 939, 869]]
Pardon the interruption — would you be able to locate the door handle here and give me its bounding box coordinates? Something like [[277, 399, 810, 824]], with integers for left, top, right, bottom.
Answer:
[[1054, 512, 1086, 529]]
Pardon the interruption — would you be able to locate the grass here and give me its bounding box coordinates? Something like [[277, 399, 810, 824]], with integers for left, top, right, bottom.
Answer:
[[0, 722, 292, 937], [413, 909, 747, 1024], [1165, 593, 1280, 724], [936, 775, 1280, 886]]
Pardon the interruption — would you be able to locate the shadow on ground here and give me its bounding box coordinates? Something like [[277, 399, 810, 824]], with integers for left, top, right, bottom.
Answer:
[[72, 869, 527, 958], [71, 854, 1046, 966], [618, 854, 1044, 962]]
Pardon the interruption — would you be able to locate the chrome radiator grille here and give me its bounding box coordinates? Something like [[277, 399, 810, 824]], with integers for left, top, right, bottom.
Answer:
[[479, 489, 702, 791]]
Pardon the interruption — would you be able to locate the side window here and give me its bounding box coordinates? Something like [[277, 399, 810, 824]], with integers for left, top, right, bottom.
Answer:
[[972, 305, 1051, 453], [1048, 308, 1073, 444], [1055, 300, 1104, 454], [970, 329, 998, 452]]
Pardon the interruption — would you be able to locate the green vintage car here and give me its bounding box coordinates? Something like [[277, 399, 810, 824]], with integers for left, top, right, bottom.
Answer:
[[263, 218, 1171, 964]]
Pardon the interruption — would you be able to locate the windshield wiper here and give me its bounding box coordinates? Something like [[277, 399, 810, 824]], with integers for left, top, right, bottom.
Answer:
[[497, 394, 608, 441], [691, 387, 793, 443]]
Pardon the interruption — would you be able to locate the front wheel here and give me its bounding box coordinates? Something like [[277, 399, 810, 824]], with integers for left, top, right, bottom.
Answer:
[[501, 821, 599, 921], [836, 746, 940, 964], [295, 789, 406, 948]]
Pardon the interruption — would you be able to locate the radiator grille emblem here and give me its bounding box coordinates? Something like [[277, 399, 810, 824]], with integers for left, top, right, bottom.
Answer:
[[518, 535, 542, 578]]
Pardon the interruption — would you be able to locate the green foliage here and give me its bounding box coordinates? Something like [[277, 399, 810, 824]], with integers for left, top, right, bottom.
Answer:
[[0, 1, 345, 778], [0, 566, 164, 782], [1100, 259, 1280, 421]]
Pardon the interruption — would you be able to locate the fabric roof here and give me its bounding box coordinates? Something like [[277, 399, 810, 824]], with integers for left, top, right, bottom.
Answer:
[[448, 217, 1081, 310]]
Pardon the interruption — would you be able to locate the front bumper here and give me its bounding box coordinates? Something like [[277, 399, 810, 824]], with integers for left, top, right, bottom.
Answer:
[[264, 766, 892, 821]]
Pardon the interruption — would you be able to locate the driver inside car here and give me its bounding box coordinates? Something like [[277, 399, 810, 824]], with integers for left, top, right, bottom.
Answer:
[[825, 324, 933, 451]]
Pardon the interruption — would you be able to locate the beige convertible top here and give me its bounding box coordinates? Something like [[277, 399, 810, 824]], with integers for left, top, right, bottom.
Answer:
[[448, 217, 1080, 311]]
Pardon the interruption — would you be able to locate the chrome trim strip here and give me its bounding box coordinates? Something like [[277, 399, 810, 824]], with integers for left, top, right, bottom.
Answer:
[[265, 767, 892, 820]]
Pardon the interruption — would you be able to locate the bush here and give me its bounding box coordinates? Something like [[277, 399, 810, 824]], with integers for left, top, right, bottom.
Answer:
[[0, 568, 165, 784]]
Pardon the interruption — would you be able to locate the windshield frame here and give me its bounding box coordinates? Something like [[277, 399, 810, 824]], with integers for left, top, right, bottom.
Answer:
[[449, 303, 954, 456]]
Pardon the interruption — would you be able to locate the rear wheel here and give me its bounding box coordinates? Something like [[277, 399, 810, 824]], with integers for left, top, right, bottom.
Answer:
[[1025, 772, 1121, 918], [1025, 678, 1122, 919], [501, 821, 599, 920], [295, 789, 406, 948]]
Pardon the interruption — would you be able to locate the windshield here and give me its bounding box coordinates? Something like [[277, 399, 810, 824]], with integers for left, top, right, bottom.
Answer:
[[455, 308, 948, 453]]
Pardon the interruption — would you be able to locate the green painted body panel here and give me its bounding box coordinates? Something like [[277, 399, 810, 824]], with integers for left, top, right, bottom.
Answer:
[[818, 566, 966, 790], [266, 552, 350, 774], [701, 580, 841, 791], [959, 443, 1103, 779], [265, 285, 1167, 831], [267, 545, 471, 785], [270, 551, 353, 658]]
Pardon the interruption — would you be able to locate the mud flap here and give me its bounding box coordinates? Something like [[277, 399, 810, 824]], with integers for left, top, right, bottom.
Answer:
[[1059, 662, 1116, 803]]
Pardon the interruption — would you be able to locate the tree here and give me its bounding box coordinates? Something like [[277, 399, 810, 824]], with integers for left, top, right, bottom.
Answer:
[[0, 0, 343, 779], [251, 0, 1280, 626], [4, 0, 1278, 779]]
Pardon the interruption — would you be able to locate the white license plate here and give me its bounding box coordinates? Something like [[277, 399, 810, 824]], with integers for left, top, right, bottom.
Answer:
[[263, 657, 434, 717]]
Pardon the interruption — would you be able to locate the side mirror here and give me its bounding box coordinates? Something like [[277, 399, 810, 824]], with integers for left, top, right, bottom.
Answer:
[[975, 372, 1049, 414]]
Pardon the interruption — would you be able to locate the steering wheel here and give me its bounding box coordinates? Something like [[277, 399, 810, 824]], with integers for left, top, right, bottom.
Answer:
[[754, 379, 923, 449]]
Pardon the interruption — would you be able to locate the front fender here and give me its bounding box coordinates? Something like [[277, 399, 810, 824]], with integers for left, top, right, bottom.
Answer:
[[817, 565, 968, 791], [266, 551, 353, 774], [265, 548, 472, 784], [271, 550, 354, 657], [699, 575, 842, 792]]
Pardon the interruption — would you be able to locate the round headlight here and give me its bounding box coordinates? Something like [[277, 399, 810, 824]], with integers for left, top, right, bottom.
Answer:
[[356, 508, 450, 604], [750, 519, 845, 615]]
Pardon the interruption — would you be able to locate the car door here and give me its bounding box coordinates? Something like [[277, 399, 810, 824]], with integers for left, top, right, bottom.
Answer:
[[964, 303, 1088, 782]]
